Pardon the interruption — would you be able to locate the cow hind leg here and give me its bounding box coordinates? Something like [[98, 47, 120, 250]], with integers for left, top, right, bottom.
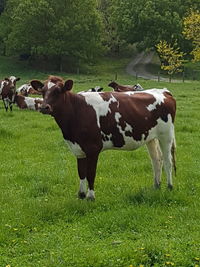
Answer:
[[159, 138, 174, 190], [146, 139, 163, 189]]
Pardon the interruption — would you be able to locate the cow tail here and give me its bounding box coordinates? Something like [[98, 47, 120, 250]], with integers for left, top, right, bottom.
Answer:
[[171, 138, 176, 176]]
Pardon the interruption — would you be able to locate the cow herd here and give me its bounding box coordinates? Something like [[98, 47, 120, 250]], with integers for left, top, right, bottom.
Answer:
[[1, 75, 176, 200]]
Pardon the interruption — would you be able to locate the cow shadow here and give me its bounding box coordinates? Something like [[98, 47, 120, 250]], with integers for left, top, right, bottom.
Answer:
[[126, 186, 187, 207]]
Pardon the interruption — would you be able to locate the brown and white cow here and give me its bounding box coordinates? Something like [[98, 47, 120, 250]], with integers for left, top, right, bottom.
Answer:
[[14, 93, 43, 111], [0, 76, 20, 111], [108, 81, 143, 92], [31, 76, 176, 200], [16, 83, 41, 96]]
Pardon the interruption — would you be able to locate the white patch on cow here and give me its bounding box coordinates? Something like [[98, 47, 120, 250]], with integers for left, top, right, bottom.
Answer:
[[80, 178, 87, 194], [86, 189, 95, 200], [24, 97, 42, 110], [9, 76, 16, 83], [48, 81, 55, 89], [146, 89, 167, 111], [65, 140, 86, 158], [17, 84, 31, 93], [82, 92, 118, 127], [0, 81, 6, 94]]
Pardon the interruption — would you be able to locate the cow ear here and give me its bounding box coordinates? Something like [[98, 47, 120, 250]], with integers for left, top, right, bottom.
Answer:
[[5, 77, 9, 81], [98, 87, 103, 92], [91, 88, 95, 92], [31, 80, 44, 90], [62, 79, 73, 93], [16, 77, 20, 81]]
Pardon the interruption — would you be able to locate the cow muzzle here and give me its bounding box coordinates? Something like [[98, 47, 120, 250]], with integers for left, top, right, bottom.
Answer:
[[40, 104, 52, 114]]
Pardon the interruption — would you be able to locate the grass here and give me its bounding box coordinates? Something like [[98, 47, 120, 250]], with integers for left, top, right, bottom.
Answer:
[[0, 56, 200, 266]]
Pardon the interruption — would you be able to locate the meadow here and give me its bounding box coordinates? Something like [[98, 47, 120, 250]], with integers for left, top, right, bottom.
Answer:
[[0, 56, 200, 267]]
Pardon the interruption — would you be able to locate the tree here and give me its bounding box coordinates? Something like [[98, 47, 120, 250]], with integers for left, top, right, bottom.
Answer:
[[156, 40, 185, 80], [0, 0, 6, 14], [0, 0, 103, 70], [183, 10, 200, 61], [114, 0, 200, 52]]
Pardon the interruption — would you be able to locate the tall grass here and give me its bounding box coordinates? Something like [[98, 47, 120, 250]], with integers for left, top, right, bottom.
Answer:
[[0, 56, 200, 266]]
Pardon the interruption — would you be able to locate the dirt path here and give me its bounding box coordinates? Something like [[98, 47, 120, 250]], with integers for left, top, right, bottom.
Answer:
[[126, 51, 182, 82]]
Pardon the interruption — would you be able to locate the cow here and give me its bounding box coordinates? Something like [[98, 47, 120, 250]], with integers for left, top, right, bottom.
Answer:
[[0, 76, 20, 111], [78, 86, 103, 94], [14, 93, 43, 111], [108, 81, 144, 92], [31, 76, 176, 200], [16, 83, 41, 96]]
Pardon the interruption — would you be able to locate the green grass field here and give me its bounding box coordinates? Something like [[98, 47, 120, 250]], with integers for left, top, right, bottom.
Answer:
[[0, 56, 200, 267]]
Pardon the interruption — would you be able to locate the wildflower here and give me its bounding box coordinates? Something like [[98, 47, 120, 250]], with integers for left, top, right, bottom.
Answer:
[[165, 254, 171, 257], [195, 257, 200, 261], [165, 262, 175, 265]]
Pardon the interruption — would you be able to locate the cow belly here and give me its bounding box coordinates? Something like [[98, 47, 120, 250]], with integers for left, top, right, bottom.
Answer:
[[101, 135, 145, 151], [65, 140, 86, 158]]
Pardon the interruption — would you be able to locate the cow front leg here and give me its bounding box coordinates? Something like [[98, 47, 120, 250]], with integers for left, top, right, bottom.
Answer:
[[77, 158, 87, 199], [86, 155, 99, 200], [3, 99, 8, 112]]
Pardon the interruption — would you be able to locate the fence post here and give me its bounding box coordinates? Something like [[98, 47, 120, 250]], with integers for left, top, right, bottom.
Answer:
[[182, 71, 185, 83]]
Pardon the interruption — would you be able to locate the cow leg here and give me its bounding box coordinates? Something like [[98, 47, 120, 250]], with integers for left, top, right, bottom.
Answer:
[[146, 139, 163, 189], [77, 158, 87, 199], [86, 155, 99, 200], [159, 139, 173, 190], [3, 99, 8, 112], [9, 102, 13, 111]]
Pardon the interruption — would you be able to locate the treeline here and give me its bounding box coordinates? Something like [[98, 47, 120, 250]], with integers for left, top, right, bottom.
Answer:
[[0, 0, 199, 72]]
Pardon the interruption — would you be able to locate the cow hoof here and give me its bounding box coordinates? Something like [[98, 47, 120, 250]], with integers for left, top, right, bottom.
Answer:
[[78, 191, 86, 199], [168, 184, 173, 190], [86, 195, 95, 201], [154, 183, 161, 189]]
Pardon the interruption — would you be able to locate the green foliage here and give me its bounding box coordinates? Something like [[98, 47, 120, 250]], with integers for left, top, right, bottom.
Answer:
[[0, 0, 102, 68], [156, 40, 185, 75], [183, 10, 200, 62], [113, 0, 200, 51]]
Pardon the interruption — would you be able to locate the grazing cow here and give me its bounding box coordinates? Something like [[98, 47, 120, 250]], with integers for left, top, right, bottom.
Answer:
[[79, 86, 103, 94], [14, 93, 43, 110], [108, 81, 143, 92], [31, 76, 176, 200], [0, 76, 20, 111], [16, 84, 41, 96]]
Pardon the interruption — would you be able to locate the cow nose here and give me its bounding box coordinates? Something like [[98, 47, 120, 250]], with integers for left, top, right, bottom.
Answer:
[[40, 104, 52, 114]]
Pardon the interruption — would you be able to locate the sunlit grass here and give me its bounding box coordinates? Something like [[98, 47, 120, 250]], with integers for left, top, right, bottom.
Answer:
[[0, 57, 200, 266]]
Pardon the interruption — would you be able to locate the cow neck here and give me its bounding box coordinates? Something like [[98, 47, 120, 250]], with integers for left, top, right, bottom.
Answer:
[[53, 92, 82, 141]]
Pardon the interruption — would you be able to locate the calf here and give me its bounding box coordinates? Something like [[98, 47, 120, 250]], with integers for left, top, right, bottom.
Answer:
[[31, 76, 176, 200], [14, 93, 43, 110], [108, 81, 143, 92], [0, 76, 20, 111]]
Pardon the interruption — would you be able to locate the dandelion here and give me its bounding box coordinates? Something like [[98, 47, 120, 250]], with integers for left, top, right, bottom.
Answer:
[[165, 262, 175, 266]]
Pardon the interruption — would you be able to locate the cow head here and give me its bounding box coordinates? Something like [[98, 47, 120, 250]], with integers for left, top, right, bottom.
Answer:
[[31, 77, 73, 115], [2, 76, 20, 103]]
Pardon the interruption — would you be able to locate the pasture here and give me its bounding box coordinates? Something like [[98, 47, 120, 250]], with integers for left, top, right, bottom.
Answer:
[[0, 56, 200, 266]]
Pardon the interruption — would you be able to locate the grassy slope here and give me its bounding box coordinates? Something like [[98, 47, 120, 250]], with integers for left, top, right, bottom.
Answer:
[[0, 56, 200, 267]]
